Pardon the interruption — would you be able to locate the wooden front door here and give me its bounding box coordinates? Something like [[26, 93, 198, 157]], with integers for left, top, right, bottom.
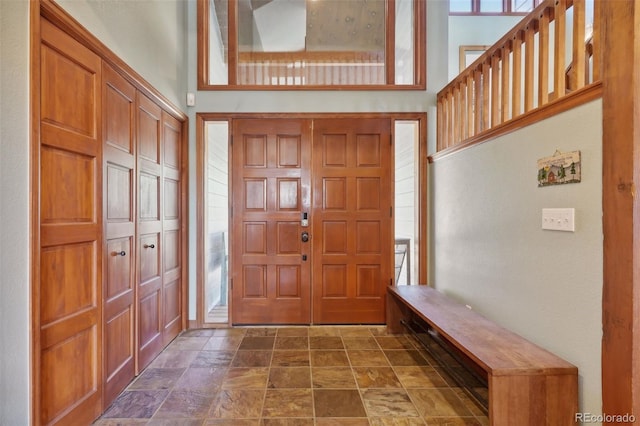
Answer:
[[312, 118, 392, 324], [231, 117, 392, 325], [231, 119, 312, 324]]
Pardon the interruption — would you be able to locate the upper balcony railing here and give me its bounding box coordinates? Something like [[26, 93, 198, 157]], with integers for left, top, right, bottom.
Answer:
[[437, 0, 601, 153]]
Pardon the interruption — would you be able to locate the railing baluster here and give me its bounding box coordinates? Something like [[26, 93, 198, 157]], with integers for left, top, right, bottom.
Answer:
[[592, 0, 601, 81], [524, 24, 535, 112], [512, 31, 523, 119], [466, 74, 474, 137], [491, 52, 501, 126], [538, 8, 550, 104], [461, 80, 468, 140], [474, 68, 483, 134], [501, 45, 511, 123], [554, 0, 567, 98], [572, 0, 586, 90], [482, 61, 491, 131]]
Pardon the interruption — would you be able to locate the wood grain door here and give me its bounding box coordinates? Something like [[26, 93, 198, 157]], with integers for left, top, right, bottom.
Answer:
[[137, 92, 164, 369], [231, 119, 312, 324], [103, 63, 136, 407], [161, 111, 183, 345], [38, 18, 103, 424], [312, 118, 392, 324]]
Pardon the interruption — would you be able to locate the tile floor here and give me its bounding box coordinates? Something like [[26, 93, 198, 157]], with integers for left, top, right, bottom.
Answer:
[[94, 326, 488, 425]]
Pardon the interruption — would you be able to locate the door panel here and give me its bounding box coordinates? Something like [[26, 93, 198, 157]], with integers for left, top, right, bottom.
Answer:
[[161, 112, 183, 343], [232, 119, 312, 324], [38, 18, 103, 425], [103, 63, 136, 407], [137, 93, 164, 370], [312, 118, 392, 324]]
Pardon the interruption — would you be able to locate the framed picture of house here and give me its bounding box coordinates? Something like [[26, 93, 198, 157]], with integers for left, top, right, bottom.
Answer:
[[459, 45, 491, 72], [537, 150, 581, 187]]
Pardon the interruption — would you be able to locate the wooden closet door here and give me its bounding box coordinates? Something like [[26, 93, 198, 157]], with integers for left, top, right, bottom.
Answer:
[[103, 63, 136, 407], [312, 118, 393, 324], [38, 18, 103, 424], [137, 93, 164, 370], [161, 111, 182, 344]]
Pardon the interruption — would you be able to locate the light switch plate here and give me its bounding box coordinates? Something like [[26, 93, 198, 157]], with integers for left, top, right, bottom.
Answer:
[[542, 208, 575, 232]]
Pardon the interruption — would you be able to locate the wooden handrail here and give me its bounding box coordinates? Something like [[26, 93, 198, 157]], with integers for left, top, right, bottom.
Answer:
[[437, 0, 600, 153]]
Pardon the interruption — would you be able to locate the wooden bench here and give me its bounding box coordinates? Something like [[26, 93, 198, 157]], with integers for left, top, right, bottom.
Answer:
[[387, 285, 578, 426]]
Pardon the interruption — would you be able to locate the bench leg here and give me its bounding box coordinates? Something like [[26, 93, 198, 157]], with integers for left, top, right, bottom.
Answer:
[[386, 291, 409, 334]]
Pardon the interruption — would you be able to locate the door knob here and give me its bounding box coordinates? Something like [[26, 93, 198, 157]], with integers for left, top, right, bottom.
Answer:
[[301, 232, 309, 242]]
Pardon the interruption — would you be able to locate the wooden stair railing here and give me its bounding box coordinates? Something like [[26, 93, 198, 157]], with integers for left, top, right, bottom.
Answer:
[[437, 0, 601, 154]]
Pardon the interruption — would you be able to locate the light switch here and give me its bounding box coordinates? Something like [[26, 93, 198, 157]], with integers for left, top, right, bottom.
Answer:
[[542, 208, 575, 232]]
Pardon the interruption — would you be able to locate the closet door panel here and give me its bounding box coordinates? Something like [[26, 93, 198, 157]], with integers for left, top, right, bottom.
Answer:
[[137, 93, 164, 370], [161, 112, 182, 343], [38, 18, 103, 425], [103, 63, 136, 407]]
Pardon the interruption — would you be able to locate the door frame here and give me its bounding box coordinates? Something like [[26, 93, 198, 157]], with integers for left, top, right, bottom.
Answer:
[[195, 112, 428, 327]]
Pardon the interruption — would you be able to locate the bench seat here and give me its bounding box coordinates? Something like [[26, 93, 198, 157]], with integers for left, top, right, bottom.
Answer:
[[387, 285, 578, 426]]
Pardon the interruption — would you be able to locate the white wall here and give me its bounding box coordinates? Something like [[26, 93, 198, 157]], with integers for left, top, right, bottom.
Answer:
[[431, 99, 603, 417], [0, 0, 31, 423], [56, 0, 189, 111], [448, 15, 524, 81]]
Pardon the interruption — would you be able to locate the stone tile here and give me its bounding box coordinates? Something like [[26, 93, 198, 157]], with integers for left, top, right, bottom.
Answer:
[[148, 419, 206, 426], [92, 420, 149, 425], [129, 368, 185, 390], [274, 336, 309, 350], [181, 329, 216, 338], [369, 418, 426, 425], [407, 388, 473, 417], [170, 336, 211, 351], [245, 328, 278, 337], [150, 350, 199, 368], [375, 336, 416, 350], [361, 389, 420, 418], [310, 350, 350, 367], [262, 389, 314, 417], [342, 337, 379, 350], [93, 419, 150, 425], [347, 350, 390, 367], [352, 367, 402, 389], [309, 336, 344, 350], [203, 336, 243, 351], [315, 419, 370, 426], [153, 390, 214, 419], [451, 388, 487, 417], [102, 390, 168, 418], [239, 336, 276, 350], [208, 389, 265, 418], [261, 419, 314, 426], [271, 350, 310, 367], [191, 351, 235, 368], [422, 418, 482, 426], [268, 367, 312, 388], [476, 416, 489, 426], [204, 420, 259, 426], [368, 326, 390, 336], [213, 328, 247, 337], [231, 350, 273, 367], [277, 327, 310, 337], [311, 367, 357, 389], [393, 366, 449, 388], [308, 327, 341, 337], [221, 367, 269, 389], [339, 327, 373, 337], [174, 367, 226, 394], [383, 350, 429, 367], [313, 389, 367, 417]]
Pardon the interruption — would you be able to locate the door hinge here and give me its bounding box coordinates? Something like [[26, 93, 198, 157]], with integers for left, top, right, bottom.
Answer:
[[390, 206, 393, 217], [230, 135, 233, 146], [230, 207, 233, 218], [390, 278, 393, 286], [230, 278, 233, 290]]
